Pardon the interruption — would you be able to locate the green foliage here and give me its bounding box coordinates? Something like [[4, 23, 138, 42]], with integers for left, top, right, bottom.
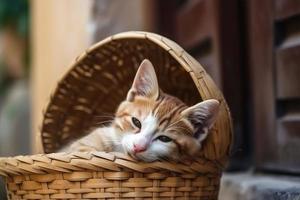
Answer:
[[0, 0, 29, 37]]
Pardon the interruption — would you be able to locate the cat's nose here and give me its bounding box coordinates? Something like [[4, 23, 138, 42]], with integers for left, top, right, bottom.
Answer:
[[133, 144, 146, 153]]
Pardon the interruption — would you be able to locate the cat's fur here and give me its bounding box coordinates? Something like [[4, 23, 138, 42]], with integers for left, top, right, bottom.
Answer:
[[60, 59, 220, 162]]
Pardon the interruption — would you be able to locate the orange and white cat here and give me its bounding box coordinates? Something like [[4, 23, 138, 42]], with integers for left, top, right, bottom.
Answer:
[[61, 59, 220, 162]]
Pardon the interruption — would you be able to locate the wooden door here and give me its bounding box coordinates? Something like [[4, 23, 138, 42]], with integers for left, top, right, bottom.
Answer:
[[248, 0, 300, 173]]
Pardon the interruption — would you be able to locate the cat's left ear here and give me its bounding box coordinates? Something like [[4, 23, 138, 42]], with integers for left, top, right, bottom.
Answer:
[[126, 59, 159, 101], [181, 99, 220, 143]]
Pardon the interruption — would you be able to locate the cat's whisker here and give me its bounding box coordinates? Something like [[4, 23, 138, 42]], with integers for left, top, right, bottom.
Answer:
[[94, 120, 114, 126], [95, 119, 114, 123], [100, 138, 121, 143]]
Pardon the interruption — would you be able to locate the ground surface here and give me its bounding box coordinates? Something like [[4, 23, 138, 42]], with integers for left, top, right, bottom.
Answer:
[[219, 172, 300, 200]]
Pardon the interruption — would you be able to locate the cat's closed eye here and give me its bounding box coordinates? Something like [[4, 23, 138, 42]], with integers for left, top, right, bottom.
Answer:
[[156, 135, 172, 142], [131, 117, 141, 129]]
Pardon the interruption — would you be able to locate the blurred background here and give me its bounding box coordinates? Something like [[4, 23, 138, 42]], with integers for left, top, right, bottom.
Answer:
[[0, 0, 300, 199]]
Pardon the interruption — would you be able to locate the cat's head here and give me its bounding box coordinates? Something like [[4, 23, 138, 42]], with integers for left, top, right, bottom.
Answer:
[[113, 59, 220, 162]]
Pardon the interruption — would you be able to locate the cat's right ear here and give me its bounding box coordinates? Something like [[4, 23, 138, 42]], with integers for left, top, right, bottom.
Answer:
[[126, 59, 159, 101], [181, 99, 220, 143]]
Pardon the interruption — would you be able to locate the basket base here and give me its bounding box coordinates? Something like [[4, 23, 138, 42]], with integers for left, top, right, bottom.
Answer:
[[5, 171, 220, 199]]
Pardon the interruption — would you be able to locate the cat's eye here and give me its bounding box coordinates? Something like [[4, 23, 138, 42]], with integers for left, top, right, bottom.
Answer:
[[157, 135, 172, 143], [132, 117, 141, 129]]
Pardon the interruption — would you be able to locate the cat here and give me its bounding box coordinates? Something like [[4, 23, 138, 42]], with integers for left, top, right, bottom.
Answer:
[[60, 59, 220, 162]]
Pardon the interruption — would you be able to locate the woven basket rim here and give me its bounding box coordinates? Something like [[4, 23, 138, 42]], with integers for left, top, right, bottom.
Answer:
[[0, 151, 223, 177]]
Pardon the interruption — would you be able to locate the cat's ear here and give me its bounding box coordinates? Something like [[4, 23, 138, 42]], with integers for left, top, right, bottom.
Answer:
[[126, 59, 159, 101], [181, 99, 220, 143]]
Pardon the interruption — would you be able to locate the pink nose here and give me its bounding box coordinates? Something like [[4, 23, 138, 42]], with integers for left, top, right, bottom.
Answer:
[[133, 144, 146, 153]]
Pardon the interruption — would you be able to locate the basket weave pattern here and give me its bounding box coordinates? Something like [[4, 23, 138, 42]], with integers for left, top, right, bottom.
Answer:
[[1, 152, 220, 199], [0, 31, 232, 199]]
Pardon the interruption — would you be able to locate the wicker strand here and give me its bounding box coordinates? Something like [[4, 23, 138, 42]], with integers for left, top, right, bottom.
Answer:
[[0, 152, 221, 177]]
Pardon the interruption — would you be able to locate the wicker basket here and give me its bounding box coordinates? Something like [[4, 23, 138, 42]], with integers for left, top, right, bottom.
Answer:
[[0, 31, 232, 200]]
